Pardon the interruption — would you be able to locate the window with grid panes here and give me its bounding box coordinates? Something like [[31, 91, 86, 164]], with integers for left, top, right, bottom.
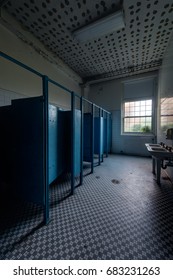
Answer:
[[123, 99, 152, 133], [160, 97, 173, 133]]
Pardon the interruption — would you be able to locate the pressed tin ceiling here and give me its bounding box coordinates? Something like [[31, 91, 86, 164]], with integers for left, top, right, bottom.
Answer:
[[3, 0, 173, 83]]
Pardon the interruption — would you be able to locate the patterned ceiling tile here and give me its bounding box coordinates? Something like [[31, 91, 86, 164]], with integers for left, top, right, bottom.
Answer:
[[4, 0, 173, 82]]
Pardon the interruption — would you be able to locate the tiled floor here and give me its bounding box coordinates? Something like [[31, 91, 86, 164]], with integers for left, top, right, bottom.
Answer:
[[0, 154, 173, 260]]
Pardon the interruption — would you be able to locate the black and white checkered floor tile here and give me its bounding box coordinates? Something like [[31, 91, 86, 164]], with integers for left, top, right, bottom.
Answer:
[[0, 155, 173, 260]]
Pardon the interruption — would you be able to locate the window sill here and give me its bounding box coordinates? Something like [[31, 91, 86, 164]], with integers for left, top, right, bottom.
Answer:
[[121, 133, 155, 137]]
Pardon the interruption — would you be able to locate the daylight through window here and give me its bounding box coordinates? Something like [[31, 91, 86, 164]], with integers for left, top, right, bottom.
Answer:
[[123, 99, 152, 133], [160, 97, 173, 132]]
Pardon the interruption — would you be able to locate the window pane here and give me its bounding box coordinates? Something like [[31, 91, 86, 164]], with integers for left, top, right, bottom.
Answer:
[[160, 97, 173, 132], [124, 99, 152, 133], [146, 100, 152, 106]]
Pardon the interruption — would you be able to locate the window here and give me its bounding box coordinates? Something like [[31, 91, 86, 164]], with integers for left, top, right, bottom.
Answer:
[[123, 99, 152, 133], [160, 97, 173, 132]]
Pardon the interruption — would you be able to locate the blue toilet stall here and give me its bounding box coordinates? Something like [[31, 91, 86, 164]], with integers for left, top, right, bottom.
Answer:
[[104, 115, 112, 155], [0, 96, 81, 205], [0, 51, 111, 225], [83, 113, 104, 163]]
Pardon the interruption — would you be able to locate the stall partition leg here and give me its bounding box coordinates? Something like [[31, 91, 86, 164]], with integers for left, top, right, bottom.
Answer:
[[71, 92, 75, 195], [42, 75, 50, 225]]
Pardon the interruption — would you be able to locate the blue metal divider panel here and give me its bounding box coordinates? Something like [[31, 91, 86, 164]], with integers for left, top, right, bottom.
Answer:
[[104, 118, 107, 153], [94, 117, 104, 155], [0, 106, 13, 190], [49, 104, 58, 184], [108, 116, 112, 153], [11, 96, 44, 205], [62, 110, 81, 176], [83, 113, 92, 162], [60, 110, 70, 173], [100, 116, 104, 155], [74, 109, 81, 176], [57, 110, 66, 176]]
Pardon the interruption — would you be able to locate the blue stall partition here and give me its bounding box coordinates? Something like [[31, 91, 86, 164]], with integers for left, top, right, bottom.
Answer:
[[56, 109, 66, 177], [94, 116, 104, 157], [104, 114, 112, 155], [11, 96, 45, 205], [108, 115, 112, 153], [104, 117, 108, 155], [83, 113, 92, 162], [62, 109, 81, 176], [0, 105, 13, 197], [74, 109, 81, 176], [49, 104, 58, 184], [48, 105, 65, 184]]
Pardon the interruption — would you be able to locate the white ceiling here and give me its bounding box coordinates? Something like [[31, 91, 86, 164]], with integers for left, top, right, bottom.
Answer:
[[3, 0, 173, 83]]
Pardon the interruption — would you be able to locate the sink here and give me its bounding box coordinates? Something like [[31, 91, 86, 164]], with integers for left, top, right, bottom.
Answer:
[[150, 147, 166, 151], [146, 144, 161, 147], [145, 143, 173, 185], [145, 143, 161, 148], [145, 143, 173, 159]]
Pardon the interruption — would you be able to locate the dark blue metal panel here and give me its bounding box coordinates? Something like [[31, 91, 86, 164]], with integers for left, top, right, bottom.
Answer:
[[104, 117, 108, 155], [49, 104, 58, 184], [61, 109, 81, 180], [83, 113, 92, 162], [94, 116, 104, 156], [0, 106, 13, 197], [57, 110, 67, 173], [91, 104, 94, 173], [80, 97, 83, 185], [100, 117, 104, 156], [98, 109, 101, 165], [108, 115, 112, 153], [71, 92, 75, 194], [61, 110, 70, 171], [74, 109, 81, 176], [11, 96, 44, 204], [43, 75, 49, 224]]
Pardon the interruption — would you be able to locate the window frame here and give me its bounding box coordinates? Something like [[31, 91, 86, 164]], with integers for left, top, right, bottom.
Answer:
[[160, 97, 173, 133], [122, 97, 154, 135]]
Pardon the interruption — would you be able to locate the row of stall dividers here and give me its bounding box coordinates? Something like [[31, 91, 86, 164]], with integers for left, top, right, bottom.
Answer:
[[0, 51, 111, 225]]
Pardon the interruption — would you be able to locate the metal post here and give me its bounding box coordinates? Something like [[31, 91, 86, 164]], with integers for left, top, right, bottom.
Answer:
[[156, 158, 161, 185], [152, 156, 156, 175], [80, 97, 83, 185], [106, 112, 109, 157], [71, 92, 75, 194], [101, 109, 104, 163], [98, 108, 101, 165], [91, 103, 94, 173], [42, 75, 49, 225]]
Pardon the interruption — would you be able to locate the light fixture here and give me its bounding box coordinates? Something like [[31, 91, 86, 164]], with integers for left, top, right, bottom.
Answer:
[[73, 10, 125, 43]]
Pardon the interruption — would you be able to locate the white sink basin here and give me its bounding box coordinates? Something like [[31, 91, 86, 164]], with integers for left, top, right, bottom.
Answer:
[[146, 144, 161, 147], [145, 143, 173, 159], [150, 147, 166, 151]]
